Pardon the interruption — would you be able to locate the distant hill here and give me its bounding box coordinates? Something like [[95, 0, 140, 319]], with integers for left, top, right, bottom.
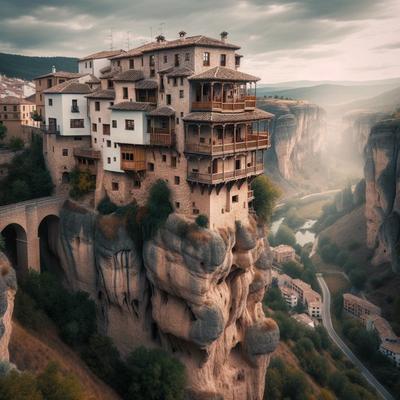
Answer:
[[0, 52, 78, 81], [257, 83, 397, 107]]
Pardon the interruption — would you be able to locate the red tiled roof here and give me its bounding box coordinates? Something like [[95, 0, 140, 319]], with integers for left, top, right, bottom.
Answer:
[[109, 101, 154, 112], [189, 66, 260, 82], [79, 49, 125, 61], [44, 79, 92, 94], [183, 109, 273, 123]]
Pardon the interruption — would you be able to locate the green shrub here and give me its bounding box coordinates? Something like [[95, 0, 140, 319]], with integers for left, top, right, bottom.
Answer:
[[125, 347, 186, 400], [319, 242, 339, 264], [252, 175, 281, 223], [8, 137, 24, 151], [284, 207, 306, 229], [264, 287, 288, 312], [97, 195, 118, 215], [69, 168, 95, 199], [195, 214, 209, 228], [0, 124, 7, 141], [349, 268, 367, 290], [274, 224, 296, 247], [348, 241, 361, 251], [282, 260, 303, 279], [336, 250, 349, 267]]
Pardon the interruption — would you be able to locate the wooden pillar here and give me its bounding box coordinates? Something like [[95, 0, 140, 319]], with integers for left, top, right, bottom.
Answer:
[[222, 156, 225, 180], [211, 123, 214, 151], [222, 124, 225, 153], [233, 123, 236, 153], [257, 120, 260, 149], [200, 83, 204, 103], [211, 82, 214, 104]]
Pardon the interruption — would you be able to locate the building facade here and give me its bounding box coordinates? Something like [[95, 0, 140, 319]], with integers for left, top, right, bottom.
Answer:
[[272, 244, 296, 264], [38, 32, 273, 229], [343, 293, 381, 321]]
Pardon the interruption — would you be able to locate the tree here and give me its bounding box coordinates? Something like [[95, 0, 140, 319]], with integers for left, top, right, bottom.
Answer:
[[282, 260, 303, 279], [0, 370, 42, 400], [252, 175, 281, 223], [349, 268, 367, 290], [8, 137, 24, 151], [274, 224, 296, 247], [97, 195, 118, 215], [125, 347, 186, 400], [69, 168, 95, 199], [195, 214, 209, 228], [0, 124, 7, 141], [10, 179, 31, 202]]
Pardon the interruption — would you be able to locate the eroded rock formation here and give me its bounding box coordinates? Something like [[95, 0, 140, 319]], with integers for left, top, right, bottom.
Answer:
[[0, 252, 17, 361], [364, 118, 400, 272], [257, 99, 325, 180], [58, 201, 279, 399]]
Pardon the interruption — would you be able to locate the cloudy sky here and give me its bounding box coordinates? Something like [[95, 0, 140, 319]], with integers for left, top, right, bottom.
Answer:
[[1, 0, 400, 83]]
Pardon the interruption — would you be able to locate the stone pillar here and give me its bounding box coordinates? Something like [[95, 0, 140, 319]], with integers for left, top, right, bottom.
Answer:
[[25, 204, 40, 272]]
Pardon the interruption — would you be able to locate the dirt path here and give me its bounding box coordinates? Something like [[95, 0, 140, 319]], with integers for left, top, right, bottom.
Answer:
[[9, 321, 121, 400]]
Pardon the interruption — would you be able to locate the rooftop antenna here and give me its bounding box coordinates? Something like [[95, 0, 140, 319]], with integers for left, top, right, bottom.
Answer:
[[150, 26, 153, 42], [106, 28, 114, 50], [159, 22, 165, 36], [125, 30, 132, 49]]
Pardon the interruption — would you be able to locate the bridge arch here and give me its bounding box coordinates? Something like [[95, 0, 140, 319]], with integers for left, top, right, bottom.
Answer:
[[1, 223, 28, 277]]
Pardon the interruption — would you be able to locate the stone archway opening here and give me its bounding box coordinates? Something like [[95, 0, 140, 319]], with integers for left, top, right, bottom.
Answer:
[[1, 223, 28, 279], [38, 215, 63, 277]]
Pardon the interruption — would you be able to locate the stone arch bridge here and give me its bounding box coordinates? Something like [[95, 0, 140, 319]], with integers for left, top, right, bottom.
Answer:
[[0, 196, 66, 275]]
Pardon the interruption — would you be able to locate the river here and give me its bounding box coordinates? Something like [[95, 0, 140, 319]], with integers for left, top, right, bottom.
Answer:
[[271, 217, 317, 247]]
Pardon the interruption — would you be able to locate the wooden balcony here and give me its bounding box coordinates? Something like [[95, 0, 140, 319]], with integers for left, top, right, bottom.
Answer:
[[41, 124, 60, 135], [73, 148, 101, 159], [185, 133, 269, 155], [191, 96, 256, 112], [187, 163, 264, 185], [149, 129, 176, 147], [120, 145, 146, 171]]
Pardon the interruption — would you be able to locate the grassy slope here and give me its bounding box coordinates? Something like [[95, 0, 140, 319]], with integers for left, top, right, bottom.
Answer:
[[9, 320, 120, 400]]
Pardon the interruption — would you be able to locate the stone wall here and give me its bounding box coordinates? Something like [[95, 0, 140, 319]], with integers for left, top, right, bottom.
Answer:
[[58, 201, 279, 399]]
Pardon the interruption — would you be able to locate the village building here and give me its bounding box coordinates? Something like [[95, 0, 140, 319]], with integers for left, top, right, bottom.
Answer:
[[272, 244, 296, 264], [38, 32, 273, 229], [343, 293, 381, 322], [292, 313, 315, 329]]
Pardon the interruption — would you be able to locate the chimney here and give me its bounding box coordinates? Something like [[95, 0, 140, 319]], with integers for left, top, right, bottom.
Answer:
[[51, 65, 56, 73], [156, 34, 166, 43], [220, 31, 228, 42], [178, 31, 187, 39]]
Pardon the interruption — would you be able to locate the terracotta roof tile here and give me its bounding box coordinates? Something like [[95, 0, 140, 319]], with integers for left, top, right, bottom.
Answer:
[[113, 69, 145, 82], [79, 49, 125, 61], [189, 66, 260, 82], [109, 101, 154, 112], [34, 71, 82, 80], [135, 79, 158, 90], [44, 79, 92, 94], [148, 106, 175, 117], [0, 95, 34, 105], [183, 109, 273, 123], [85, 89, 115, 100]]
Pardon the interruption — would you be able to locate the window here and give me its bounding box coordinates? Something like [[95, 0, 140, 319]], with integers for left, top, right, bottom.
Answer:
[[107, 157, 111, 164], [232, 195, 239, 203], [89, 61, 92, 68], [174, 54, 180, 66], [103, 124, 110, 135], [162, 154, 167, 162], [163, 55, 168, 63], [48, 98, 53, 106], [235, 159, 241, 170], [107, 80, 113, 88], [129, 59, 134, 69], [193, 209, 200, 215], [185, 52, 190, 61], [179, 90, 184, 98], [62, 149, 68, 156], [133, 180, 141, 188], [95, 101, 100, 111], [173, 78, 177, 87], [122, 152, 134, 161], [70, 119, 84, 128], [71, 99, 79, 112], [171, 156, 177, 168], [117, 60, 121, 67], [180, 77, 184, 85], [220, 54, 226, 66], [94, 138, 97, 143], [47, 78, 52, 88], [125, 120, 135, 130], [203, 52, 210, 66], [166, 94, 171, 105], [141, 56, 144, 66], [112, 120, 117, 128], [149, 55, 155, 66], [235, 55, 241, 67], [114, 143, 118, 148], [150, 69, 155, 78], [92, 123, 97, 132], [148, 162, 154, 171], [123, 87, 128, 99], [174, 176, 180, 185], [112, 182, 119, 191], [107, 140, 111, 147], [175, 202, 180, 209]]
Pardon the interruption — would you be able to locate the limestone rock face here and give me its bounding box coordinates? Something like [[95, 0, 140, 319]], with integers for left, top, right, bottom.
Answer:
[[258, 100, 326, 179], [58, 203, 278, 399], [364, 118, 400, 272], [0, 253, 17, 361]]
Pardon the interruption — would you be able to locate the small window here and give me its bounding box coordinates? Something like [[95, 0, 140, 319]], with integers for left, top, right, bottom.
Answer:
[[148, 162, 155, 171], [149, 55, 155, 66], [162, 154, 167, 162], [92, 123, 97, 132], [175, 202, 180, 209], [123, 87, 128, 99], [125, 120, 135, 130], [174, 176, 180, 185], [70, 119, 84, 128], [173, 78, 177, 87], [174, 54, 180, 67], [176, 117, 179, 124], [107, 157, 111, 164], [112, 182, 119, 191], [203, 52, 210, 66], [107, 140, 111, 147], [95, 101, 100, 111], [114, 143, 118, 148], [133, 180, 141, 188], [220, 54, 226, 66], [163, 55, 168, 63], [129, 59, 134, 69], [235, 55, 241, 67], [103, 124, 110, 135], [112, 120, 117, 128], [94, 138, 97, 143], [150, 69, 155, 78], [232, 195, 239, 203], [171, 156, 177, 168], [193, 209, 200, 215], [48, 98, 53, 106], [185, 52, 190, 61], [62, 149, 68, 156], [179, 90, 184, 98], [166, 94, 171, 105]]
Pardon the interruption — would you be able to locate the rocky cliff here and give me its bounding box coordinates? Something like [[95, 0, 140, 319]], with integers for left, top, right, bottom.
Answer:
[[257, 99, 326, 180], [364, 118, 400, 272], [57, 201, 279, 399], [0, 252, 17, 362]]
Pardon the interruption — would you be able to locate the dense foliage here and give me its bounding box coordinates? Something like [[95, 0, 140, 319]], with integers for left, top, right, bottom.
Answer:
[[270, 223, 296, 247], [0, 362, 84, 400], [195, 214, 209, 228], [0, 136, 53, 205], [97, 195, 118, 215], [0, 124, 7, 141], [252, 175, 280, 223], [69, 168, 96, 199]]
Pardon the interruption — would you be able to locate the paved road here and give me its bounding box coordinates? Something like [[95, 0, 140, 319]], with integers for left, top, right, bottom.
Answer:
[[317, 276, 394, 400]]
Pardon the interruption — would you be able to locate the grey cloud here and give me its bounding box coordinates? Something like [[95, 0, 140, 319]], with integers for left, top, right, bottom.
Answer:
[[374, 41, 400, 50]]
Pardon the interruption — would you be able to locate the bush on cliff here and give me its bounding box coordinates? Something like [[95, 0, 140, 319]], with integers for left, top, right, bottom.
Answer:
[[69, 168, 95, 199], [0, 135, 53, 205], [97, 195, 118, 215], [274, 224, 296, 247], [252, 175, 281, 223], [125, 347, 186, 400], [195, 214, 209, 228]]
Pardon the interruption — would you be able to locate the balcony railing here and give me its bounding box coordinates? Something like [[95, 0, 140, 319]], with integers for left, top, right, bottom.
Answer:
[[185, 133, 269, 155], [41, 124, 60, 135], [191, 96, 256, 112], [121, 160, 146, 171], [150, 130, 176, 147], [187, 163, 264, 184], [73, 148, 101, 159], [71, 106, 80, 113]]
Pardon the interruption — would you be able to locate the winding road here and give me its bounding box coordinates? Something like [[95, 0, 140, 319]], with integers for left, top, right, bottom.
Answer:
[[317, 275, 394, 400]]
